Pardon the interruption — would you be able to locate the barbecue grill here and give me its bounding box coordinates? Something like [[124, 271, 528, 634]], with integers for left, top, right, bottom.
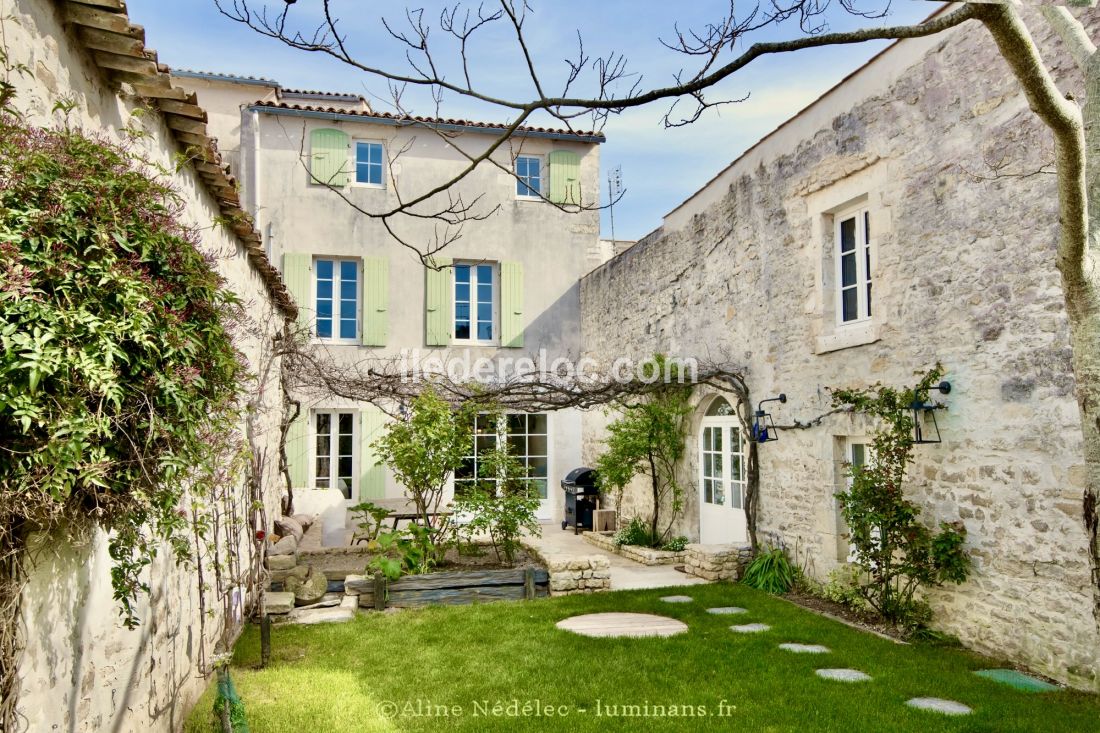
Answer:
[[561, 467, 600, 534]]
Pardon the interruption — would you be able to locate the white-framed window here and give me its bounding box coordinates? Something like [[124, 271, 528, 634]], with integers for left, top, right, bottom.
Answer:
[[313, 410, 357, 499], [454, 413, 548, 501], [453, 262, 497, 343], [699, 399, 747, 509], [837, 438, 872, 563], [835, 206, 872, 325], [314, 257, 359, 341], [515, 155, 542, 198], [353, 140, 385, 187]]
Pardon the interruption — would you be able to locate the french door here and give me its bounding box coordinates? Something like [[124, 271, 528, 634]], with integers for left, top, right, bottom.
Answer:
[[699, 416, 748, 544]]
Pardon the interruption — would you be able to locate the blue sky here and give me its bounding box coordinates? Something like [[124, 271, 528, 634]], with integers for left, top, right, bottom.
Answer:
[[129, 1, 935, 240]]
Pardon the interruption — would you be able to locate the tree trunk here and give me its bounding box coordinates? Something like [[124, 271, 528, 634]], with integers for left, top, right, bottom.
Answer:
[[978, 3, 1100, 624], [1072, 52, 1100, 624], [648, 449, 660, 543]]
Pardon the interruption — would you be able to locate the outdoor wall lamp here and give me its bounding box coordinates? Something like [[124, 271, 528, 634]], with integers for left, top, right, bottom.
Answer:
[[910, 381, 951, 445], [752, 394, 787, 444]]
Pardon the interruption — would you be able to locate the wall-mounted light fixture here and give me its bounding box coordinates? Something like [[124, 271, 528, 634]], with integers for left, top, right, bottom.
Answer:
[[752, 394, 787, 444], [911, 381, 951, 444]]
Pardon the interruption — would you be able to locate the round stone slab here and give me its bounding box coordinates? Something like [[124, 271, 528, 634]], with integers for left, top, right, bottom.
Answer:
[[706, 606, 747, 615], [906, 698, 972, 716], [779, 643, 830, 654], [556, 613, 688, 638], [660, 595, 694, 603], [730, 623, 771, 633], [815, 668, 872, 682]]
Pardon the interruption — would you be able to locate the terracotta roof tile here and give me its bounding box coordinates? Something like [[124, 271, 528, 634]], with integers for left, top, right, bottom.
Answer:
[[251, 101, 606, 141]]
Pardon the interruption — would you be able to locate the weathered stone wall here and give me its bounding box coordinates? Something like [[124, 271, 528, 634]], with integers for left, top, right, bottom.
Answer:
[[7, 1, 289, 729], [520, 539, 611, 595], [581, 10, 1099, 689]]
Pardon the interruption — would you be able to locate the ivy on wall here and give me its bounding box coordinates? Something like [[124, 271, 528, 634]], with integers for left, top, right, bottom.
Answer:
[[0, 116, 248, 632]]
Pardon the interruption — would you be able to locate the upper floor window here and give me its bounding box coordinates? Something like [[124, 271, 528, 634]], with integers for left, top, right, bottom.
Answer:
[[354, 141, 384, 186], [836, 207, 871, 325], [454, 262, 496, 342], [516, 156, 541, 198], [315, 258, 358, 341]]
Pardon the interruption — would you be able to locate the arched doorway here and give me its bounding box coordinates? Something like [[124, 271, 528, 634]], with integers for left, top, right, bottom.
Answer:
[[698, 396, 748, 544]]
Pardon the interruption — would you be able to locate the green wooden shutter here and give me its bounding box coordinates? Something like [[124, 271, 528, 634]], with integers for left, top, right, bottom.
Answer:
[[360, 405, 387, 500], [309, 128, 349, 187], [285, 409, 309, 489], [282, 252, 313, 333], [425, 257, 452, 346], [500, 261, 524, 348], [362, 256, 389, 347], [548, 150, 581, 205]]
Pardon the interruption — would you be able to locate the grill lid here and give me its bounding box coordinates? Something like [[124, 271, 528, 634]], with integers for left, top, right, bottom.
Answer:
[[561, 467, 599, 490]]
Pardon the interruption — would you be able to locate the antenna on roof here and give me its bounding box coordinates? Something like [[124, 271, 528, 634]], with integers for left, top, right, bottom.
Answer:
[[607, 165, 623, 244]]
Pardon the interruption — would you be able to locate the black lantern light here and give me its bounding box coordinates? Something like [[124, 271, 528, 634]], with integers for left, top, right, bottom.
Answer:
[[752, 394, 787, 444], [910, 381, 951, 444]]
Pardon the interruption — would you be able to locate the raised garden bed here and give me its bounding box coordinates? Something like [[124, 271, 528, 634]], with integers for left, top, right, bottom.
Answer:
[[346, 567, 549, 609], [582, 530, 686, 565]]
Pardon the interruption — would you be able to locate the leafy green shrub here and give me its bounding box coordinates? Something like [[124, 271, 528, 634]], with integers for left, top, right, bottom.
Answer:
[[366, 524, 436, 580], [349, 501, 391, 544], [820, 566, 870, 612], [741, 546, 798, 594], [595, 356, 691, 546], [0, 118, 245, 625], [454, 487, 540, 565], [661, 535, 689, 552], [374, 388, 474, 564], [614, 516, 656, 547], [832, 366, 971, 626]]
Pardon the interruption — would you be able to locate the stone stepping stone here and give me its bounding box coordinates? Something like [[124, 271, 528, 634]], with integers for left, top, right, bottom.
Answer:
[[779, 643, 830, 654], [265, 591, 295, 615], [556, 612, 688, 638], [905, 698, 972, 715], [815, 668, 871, 682], [974, 669, 1058, 692], [730, 623, 771, 633], [285, 606, 355, 625], [660, 595, 694, 603], [706, 606, 747, 615]]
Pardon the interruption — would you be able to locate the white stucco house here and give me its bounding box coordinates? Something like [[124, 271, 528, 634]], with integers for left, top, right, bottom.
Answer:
[[174, 71, 606, 532]]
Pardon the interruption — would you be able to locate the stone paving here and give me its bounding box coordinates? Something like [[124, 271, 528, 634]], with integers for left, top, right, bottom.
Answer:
[[779, 643, 830, 654], [706, 606, 747, 615], [816, 669, 872, 683], [905, 698, 973, 715], [555, 612, 688, 638], [523, 526, 708, 591]]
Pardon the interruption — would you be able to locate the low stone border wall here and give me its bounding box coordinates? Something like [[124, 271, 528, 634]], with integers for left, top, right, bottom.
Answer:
[[521, 538, 611, 595], [682, 543, 752, 581], [582, 531, 686, 566]]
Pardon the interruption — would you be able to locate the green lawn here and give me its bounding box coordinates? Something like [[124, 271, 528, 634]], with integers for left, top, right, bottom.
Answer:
[[185, 583, 1099, 732]]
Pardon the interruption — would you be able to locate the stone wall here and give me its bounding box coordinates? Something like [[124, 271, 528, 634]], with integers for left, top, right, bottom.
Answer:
[[582, 532, 686, 566], [683, 544, 751, 582], [7, 1, 291, 729], [521, 539, 611, 595], [580, 9, 1099, 689]]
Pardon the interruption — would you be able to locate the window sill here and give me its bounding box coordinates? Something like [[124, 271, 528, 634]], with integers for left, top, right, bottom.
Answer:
[[814, 322, 880, 355], [311, 338, 361, 347], [451, 340, 501, 348], [350, 183, 386, 190], [515, 195, 542, 202]]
